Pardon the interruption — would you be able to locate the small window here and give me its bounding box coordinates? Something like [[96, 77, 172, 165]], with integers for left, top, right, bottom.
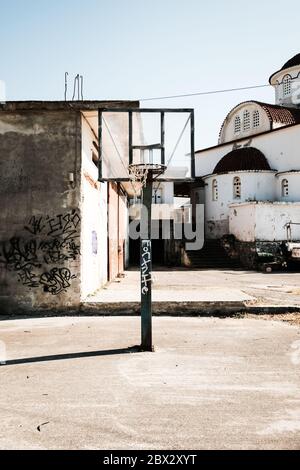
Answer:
[[282, 179, 289, 197], [243, 110, 250, 131], [212, 179, 218, 201], [233, 176, 241, 199], [253, 110, 260, 128], [283, 75, 291, 96], [234, 116, 241, 134]]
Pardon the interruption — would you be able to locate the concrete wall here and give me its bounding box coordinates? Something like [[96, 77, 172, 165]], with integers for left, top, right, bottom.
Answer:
[[80, 116, 108, 299], [203, 171, 276, 239], [229, 202, 300, 242], [0, 110, 82, 313]]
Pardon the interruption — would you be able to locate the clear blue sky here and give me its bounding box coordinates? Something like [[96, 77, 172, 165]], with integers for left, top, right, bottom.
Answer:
[[1, 0, 300, 148]]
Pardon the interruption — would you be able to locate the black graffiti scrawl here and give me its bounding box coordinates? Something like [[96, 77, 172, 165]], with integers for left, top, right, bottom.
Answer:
[[0, 210, 80, 295]]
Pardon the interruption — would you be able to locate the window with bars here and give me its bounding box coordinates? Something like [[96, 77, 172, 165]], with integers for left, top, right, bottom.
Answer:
[[243, 110, 250, 131], [212, 179, 218, 201], [282, 179, 289, 197], [253, 110, 260, 128], [283, 75, 291, 96], [234, 116, 241, 134], [233, 176, 241, 199]]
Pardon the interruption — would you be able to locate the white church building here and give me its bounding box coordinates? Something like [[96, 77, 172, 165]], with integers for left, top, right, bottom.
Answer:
[[195, 53, 300, 270]]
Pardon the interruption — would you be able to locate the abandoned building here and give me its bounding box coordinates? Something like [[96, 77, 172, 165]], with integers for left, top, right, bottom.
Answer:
[[0, 101, 193, 314], [0, 100, 141, 313], [194, 53, 300, 270]]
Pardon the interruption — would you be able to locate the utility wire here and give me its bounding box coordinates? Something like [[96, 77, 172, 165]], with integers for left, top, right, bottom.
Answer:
[[139, 84, 271, 102]]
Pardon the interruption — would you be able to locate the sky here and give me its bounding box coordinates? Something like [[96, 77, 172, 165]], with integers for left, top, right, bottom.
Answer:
[[1, 0, 300, 150]]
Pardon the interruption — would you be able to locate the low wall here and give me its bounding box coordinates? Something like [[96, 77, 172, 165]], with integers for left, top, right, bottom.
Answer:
[[229, 202, 300, 242]]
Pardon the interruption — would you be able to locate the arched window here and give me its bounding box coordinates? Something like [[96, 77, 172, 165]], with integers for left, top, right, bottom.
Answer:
[[233, 176, 241, 199], [253, 110, 260, 128], [282, 179, 289, 197], [212, 179, 218, 201], [283, 75, 291, 96], [234, 116, 241, 134], [243, 110, 251, 131]]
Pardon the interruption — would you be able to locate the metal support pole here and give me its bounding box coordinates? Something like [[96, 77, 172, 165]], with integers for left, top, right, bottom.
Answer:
[[129, 111, 133, 165], [190, 110, 195, 179], [140, 172, 153, 351]]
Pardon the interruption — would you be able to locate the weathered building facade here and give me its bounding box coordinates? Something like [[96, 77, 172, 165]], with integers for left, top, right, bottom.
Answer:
[[194, 53, 300, 270], [0, 100, 138, 314]]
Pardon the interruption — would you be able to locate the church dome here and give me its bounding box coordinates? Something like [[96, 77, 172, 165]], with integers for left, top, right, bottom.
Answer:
[[269, 53, 300, 84], [213, 147, 271, 174], [281, 53, 300, 71]]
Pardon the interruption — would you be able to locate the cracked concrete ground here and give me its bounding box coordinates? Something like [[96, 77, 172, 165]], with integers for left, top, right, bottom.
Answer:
[[0, 316, 300, 450], [86, 268, 300, 308]]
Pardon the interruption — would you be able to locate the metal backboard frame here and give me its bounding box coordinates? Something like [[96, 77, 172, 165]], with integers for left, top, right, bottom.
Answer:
[[98, 108, 195, 183]]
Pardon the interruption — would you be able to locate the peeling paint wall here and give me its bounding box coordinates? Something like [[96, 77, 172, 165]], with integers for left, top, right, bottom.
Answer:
[[0, 110, 82, 313], [80, 116, 108, 299], [204, 171, 276, 239], [229, 202, 300, 242]]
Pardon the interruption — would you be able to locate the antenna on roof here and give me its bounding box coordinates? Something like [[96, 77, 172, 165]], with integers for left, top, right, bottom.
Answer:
[[72, 74, 79, 101], [71, 74, 84, 101], [80, 75, 84, 101], [64, 72, 68, 101]]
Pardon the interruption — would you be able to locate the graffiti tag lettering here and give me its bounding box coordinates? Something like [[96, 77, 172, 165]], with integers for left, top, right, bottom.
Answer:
[[40, 267, 76, 295], [141, 240, 151, 296], [0, 210, 80, 295]]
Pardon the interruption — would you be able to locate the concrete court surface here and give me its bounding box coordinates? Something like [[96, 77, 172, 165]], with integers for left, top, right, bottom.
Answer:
[[1, 316, 300, 450], [86, 268, 300, 307]]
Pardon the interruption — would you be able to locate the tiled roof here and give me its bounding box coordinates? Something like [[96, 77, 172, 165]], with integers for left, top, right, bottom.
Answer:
[[259, 102, 300, 125], [213, 147, 271, 174]]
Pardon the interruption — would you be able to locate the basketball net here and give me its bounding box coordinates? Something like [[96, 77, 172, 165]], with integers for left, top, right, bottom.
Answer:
[[129, 164, 149, 189]]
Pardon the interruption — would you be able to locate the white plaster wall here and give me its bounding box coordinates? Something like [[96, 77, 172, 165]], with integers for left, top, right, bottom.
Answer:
[[219, 103, 271, 144], [229, 203, 256, 242], [196, 124, 300, 178], [229, 202, 300, 242], [204, 171, 276, 238], [81, 117, 108, 299], [276, 172, 300, 202], [271, 65, 300, 107]]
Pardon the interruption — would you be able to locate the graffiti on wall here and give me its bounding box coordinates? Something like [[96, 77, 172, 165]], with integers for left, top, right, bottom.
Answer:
[[0, 210, 80, 295]]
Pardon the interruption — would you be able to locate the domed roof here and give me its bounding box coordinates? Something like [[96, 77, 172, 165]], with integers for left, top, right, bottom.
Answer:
[[281, 53, 300, 71], [269, 53, 300, 83], [213, 147, 271, 174]]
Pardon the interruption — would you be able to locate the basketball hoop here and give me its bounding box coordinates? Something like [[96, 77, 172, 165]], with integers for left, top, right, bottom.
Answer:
[[128, 163, 166, 188], [98, 108, 195, 352]]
